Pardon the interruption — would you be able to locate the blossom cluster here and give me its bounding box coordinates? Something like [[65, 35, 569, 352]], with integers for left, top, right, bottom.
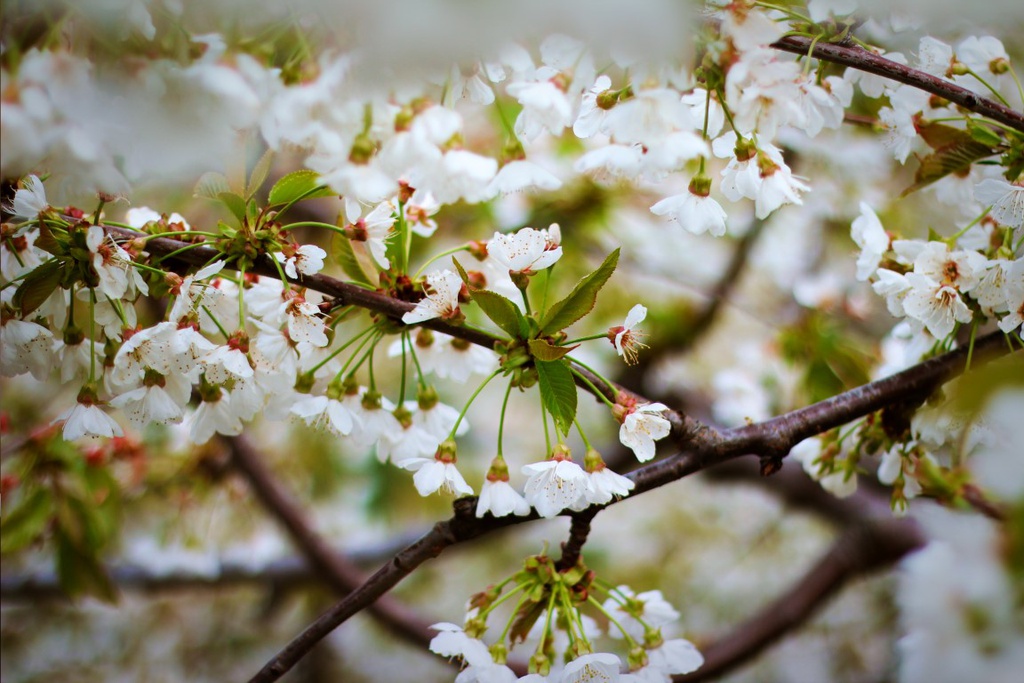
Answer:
[[428, 556, 703, 683]]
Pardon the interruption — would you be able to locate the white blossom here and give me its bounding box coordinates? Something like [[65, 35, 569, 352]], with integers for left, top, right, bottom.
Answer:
[[618, 402, 671, 463]]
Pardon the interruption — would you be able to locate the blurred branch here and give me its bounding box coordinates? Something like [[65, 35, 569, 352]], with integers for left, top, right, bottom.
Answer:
[[0, 533, 427, 600], [677, 516, 924, 682], [249, 333, 1016, 682], [771, 35, 1024, 133], [679, 218, 766, 352], [225, 434, 439, 657]]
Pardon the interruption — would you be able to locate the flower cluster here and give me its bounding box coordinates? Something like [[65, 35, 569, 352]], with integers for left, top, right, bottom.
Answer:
[[428, 554, 703, 682]]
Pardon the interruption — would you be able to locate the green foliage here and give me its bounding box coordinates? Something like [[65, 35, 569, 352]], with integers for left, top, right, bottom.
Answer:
[[535, 359, 577, 437], [330, 232, 376, 286], [12, 259, 62, 315], [266, 170, 335, 208], [539, 248, 619, 335], [780, 312, 873, 404], [454, 258, 528, 339], [902, 122, 999, 196]]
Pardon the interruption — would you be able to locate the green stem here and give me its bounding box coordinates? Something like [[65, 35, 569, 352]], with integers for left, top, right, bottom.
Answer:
[[564, 332, 609, 345], [88, 288, 97, 383], [964, 67, 1011, 107], [586, 595, 642, 650], [201, 304, 230, 340], [497, 379, 514, 458], [237, 264, 247, 328], [566, 358, 618, 406], [279, 221, 351, 236], [142, 230, 222, 240], [448, 369, 501, 440], [398, 331, 409, 405], [1006, 64, 1024, 107], [151, 241, 214, 266], [414, 244, 472, 279], [573, 418, 592, 450], [336, 329, 382, 381]]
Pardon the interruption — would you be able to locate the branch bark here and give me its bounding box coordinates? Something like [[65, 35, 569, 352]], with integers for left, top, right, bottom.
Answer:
[[771, 35, 1024, 134], [248, 330, 1017, 682]]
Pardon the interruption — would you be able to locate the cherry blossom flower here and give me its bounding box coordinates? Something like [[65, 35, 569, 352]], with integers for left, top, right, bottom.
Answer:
[[426, 150, 498, 205], [561, 652, 621, 683], [488, 226, 563, 276], [507, 79, 572, 142], [1, 317, 55, 381], [791, 437, 857, 498], [289, 393, 356, 435], [583, 461, 635, 506], [603, 585, 679, 640], [283, 296, 329, 347], [902, 272, 974, 339], [87, 225, 148, 299], [275, 244, 327, 279], [348, 201, 396, 269], [429, 622, 492, 666], [996, 259, 1024, 336], [398, 441, 473, 497], [851, 202, 890, 281], [10, 175, 49, 219], [974, 178, 1024, 231], [645, 638, 704, 676], [617, 401, 671, 463], [522, 446, 588, 518], [608, 304, 648, 365], [477, 456, 530, 517], [188, 389, 245, 444], [574, 75, 614, 138], [485, 159, 562, 197], [110, 372, 191, 428], [650, 179, 728, 237], [402, 270, 464, 324], [54, 398, 124, 441]]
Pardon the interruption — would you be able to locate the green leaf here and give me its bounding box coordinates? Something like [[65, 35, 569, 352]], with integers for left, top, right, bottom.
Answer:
[[536, 359, 577, 437], [330, 232, 376, 286], [217, 191, 247, 224], [267, 170, 334, 207], [193, 171, 231, 201], [470, 289, 527, 339], [539, 248, 619, 335], [903, 126, 996, 196], [13, 259, 62, 316], [454, 258, 526, 338], [0, 488, 52, 553], [528, 338, 578, 361], [967, 121, 1003, 148], [55, 527, 118, 603], [245, 148, 275, 200]]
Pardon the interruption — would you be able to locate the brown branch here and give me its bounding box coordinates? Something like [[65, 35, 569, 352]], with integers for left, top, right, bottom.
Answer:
[[677, 517, 924, 682], [556, 510, 598, 572], [679, 217, 766, 352], [771, 35, 1024, 134], [225, 434, 438, 656], [248, 332, 1017, 682], [0, 532, 434, 600]]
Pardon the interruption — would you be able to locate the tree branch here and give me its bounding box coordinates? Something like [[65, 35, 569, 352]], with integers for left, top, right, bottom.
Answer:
[[771, 35, 1024, 134], [677, 516, 924, 682], [247, 330, 1017, 681], [225, 434, 439, 656]]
